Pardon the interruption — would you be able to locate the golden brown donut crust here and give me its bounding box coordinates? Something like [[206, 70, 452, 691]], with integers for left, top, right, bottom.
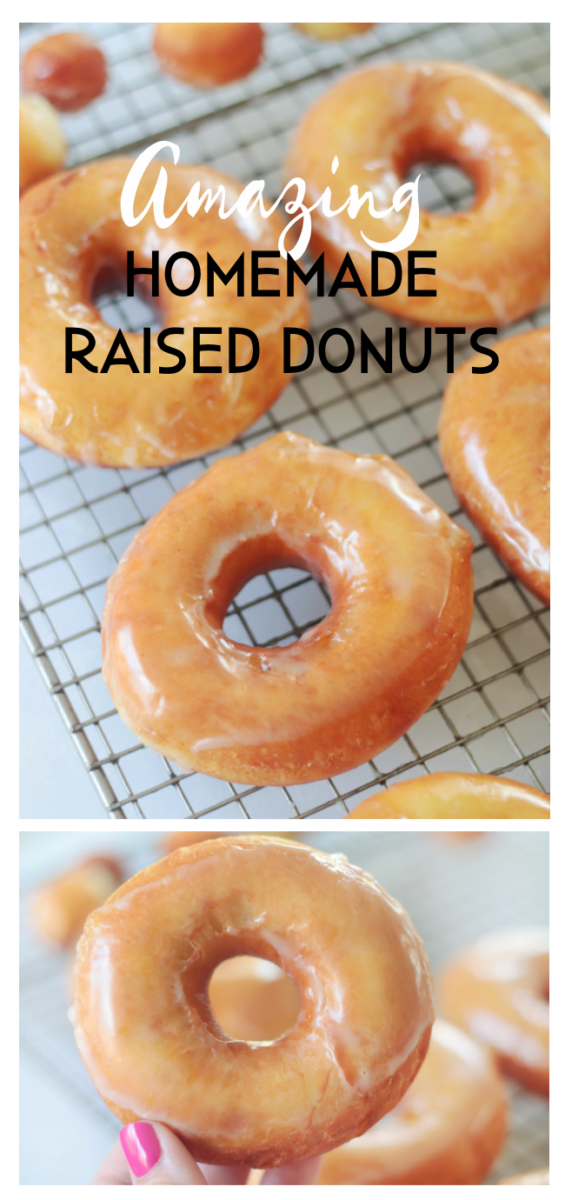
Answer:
[[102, 432, 473, 785], [438, 929, 549, 1096], [317, 1020, 508, 1185], [346, 772, 550, 820], [287, 62, 549, 325], [20, 159, 308, 467], [154, 23, 263, 87], [72, 837, 434, 1167], [439, 328, 550, 605]]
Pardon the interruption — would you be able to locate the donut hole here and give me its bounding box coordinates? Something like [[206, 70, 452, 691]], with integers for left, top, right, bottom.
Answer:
[[91, 263, 161, 333], [210, 533, 333, 648], [208, 955, 302, 1043], [226, 566, 332, 648], [404, 160, 476, 215]]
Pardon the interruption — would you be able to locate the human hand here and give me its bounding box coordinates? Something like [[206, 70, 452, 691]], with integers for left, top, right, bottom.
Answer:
[[94, 1121, 321, 1185]]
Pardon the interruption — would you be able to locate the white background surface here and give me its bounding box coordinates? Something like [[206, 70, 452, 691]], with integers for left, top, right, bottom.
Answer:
[[20, 644, 104, 817]]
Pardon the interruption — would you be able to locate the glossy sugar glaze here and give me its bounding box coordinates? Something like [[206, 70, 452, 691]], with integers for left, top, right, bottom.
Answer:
[[102, 432, 474, 784], [72, 837, 434, 1167]]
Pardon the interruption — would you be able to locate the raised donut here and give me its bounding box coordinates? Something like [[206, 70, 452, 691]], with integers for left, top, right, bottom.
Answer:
[[439, 328, 550, 605], [208, 955, 302, 1043], [22, 32, 107, 112], [294, 24, 374, 41], [154, 24, 263, 88], [346, 772, 550, 820], [317, 1020, 508, 1185], [499, 1168, 549, 1184], [19, 95, 66, 193], [19, 159, 308, 468], [287, 62, 549, 326], [72, 836, 434, 1167], [102, 431, 473, 785], [438, 929, 549, 1095], [32, 855, 122, 948]]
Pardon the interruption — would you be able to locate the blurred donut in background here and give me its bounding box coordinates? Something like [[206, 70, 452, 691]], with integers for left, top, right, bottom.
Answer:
[[19, 95, 66, 192], [32, 856, 122, 948], [438, 928, 549, 1095], [317, 1020, 508, 1184], [294, 24, 375, 41], [22, 32, 107, 111], [154, 24, 263, 87]]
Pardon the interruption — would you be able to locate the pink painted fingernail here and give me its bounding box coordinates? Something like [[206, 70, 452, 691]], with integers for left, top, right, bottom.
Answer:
[[120, 1122, 162, 1178]]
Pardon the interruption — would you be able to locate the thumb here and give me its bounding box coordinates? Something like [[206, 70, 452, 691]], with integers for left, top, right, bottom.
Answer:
[[119, 1121, 208, 1184]]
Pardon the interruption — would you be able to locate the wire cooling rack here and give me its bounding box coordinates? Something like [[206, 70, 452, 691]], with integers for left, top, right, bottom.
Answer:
[[19, 22, 550, 818], [19, 831, 549, 1183]]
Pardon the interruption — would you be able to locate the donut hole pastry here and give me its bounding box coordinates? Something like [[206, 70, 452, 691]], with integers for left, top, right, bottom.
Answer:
[[346, 772, 550, 819], [32, 855, 122, 948], [317, 1020, 508, 1185], [287, 62, 549, 325], [294, 24, 375, 41], [438, 928, 549, 1095], [20, 159, 308, 467], [72, 837, 434, 1167], [102, 432, 474, 785], [22, 32, 107, 112], [154, 23, 263, 88], [19, 94, 66, 193], [208, 955, 302, 1042], [439, 328, 550, 605]]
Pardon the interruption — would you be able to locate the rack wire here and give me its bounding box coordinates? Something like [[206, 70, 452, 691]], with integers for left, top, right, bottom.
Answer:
[[19, 22, 550, 818], [19, 831, 549, 1183]]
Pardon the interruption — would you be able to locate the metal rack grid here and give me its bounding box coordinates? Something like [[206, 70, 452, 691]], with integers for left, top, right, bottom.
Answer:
[[19, 831, 549, 1183], [19, 22, 550, 819]]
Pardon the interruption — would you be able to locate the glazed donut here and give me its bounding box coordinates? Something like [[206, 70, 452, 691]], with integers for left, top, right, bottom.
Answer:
[[208, 955, 302, 1043], [32, 856, 122, 948], [19, 160, 308, 468], [287, 62, 549, 325], [72, 837, 434, 1167], [438, 929, 549, 1095], [499, 1168, 549, 1185], [22, 32, 107, 112], [317, 1019, 508, 1185], [294, 24, 374, 41], [19, 95, 66, 193], [439, 328, 550, 605], [154, 24, 263, 88], [346, 772, 550, 820], [102, 432, 473, 785]]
